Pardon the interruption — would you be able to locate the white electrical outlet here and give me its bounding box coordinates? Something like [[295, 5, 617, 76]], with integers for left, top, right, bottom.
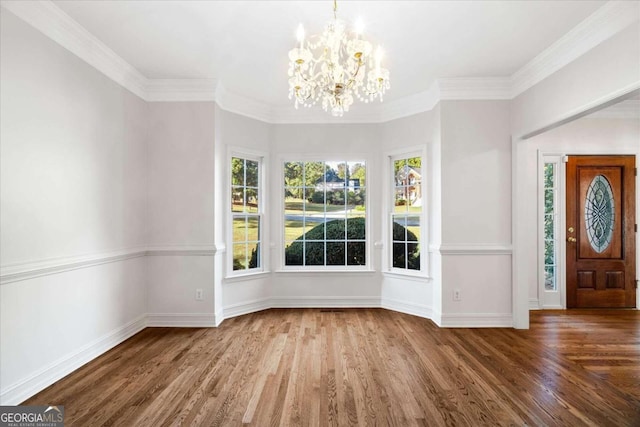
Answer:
[[195, 289, 204, 301], [453, 289, 461, 301]]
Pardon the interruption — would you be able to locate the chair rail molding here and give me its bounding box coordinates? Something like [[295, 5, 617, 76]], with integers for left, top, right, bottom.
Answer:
[[439, 244, 513, 256], [1, 246, 217, 285]]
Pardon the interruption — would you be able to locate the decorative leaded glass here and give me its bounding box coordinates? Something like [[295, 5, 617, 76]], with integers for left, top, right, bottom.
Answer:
[[584, 175, 615, 253], [543, 163, 557, 291]]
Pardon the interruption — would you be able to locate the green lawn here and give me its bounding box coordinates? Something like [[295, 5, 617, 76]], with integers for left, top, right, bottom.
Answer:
[[393, 205, 422, 214], [284, 199, 351, 214], [232, 203, 258, 213], [284, 220, 316, 242]]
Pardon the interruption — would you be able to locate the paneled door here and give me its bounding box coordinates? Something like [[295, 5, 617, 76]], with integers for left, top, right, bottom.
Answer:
[[566, 155, 636, 308]]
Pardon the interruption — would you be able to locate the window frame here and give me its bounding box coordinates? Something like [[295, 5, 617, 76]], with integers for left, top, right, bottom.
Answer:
[[227, 150, 267, 278], [537, 153, 566, 309], [279, 156, 371, 272], [387, 149, 428, 277]]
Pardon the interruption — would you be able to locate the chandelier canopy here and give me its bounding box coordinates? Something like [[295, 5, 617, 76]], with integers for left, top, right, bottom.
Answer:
[[287, 0, 390, 117]]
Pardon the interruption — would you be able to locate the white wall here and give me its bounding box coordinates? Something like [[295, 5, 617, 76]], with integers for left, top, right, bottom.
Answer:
[[379, 112, 437, 318], [439, 101, 513, 326], [215, 109, 272, 318], [522, 116, 640, 309], [0, 10, 147, 404], [146, 102, 216, 325]]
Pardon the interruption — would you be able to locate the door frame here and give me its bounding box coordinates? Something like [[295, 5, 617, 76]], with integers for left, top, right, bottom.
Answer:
[[537, 149, 638, 310]]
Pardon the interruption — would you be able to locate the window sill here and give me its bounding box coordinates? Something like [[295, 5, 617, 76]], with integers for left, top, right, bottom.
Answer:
[[224, 270, 271, 283], [383, 271, 431, 282]]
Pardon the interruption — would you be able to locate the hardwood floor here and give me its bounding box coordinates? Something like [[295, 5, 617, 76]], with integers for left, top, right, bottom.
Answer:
[[24, 309, 640, 426]]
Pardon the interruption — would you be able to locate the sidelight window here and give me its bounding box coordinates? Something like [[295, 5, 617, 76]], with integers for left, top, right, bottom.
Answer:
[[543, 162, 558, 291]]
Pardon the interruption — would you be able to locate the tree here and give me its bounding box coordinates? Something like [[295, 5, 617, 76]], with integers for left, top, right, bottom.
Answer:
[[304, 162, 327, 187], [350, 163, 366, 186], [231, 157, 245, 186], [394, 156, 422, 174], [337, 162, 348, 180], [284, 162, 303, 198]]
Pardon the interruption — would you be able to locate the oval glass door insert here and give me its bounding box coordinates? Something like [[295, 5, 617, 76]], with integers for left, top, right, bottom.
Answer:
[[584, 175, 615, 253]]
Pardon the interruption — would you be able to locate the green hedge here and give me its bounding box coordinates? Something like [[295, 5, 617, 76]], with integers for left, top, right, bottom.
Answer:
[[285, 217, 420, 268], [309, 189, 366, 206]]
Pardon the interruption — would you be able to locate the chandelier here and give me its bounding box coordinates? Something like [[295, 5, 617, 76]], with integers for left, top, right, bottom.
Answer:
[[287, 0, 390, 117]]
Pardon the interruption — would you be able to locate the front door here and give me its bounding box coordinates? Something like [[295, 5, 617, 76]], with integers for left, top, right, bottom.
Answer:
[[566, 155, 636, 308]]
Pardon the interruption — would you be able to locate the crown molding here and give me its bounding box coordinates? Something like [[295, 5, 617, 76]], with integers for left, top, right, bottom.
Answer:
[[3, 0, 637, 123], [145, 79, 217, 102], [378, 84, 440, 123], [587, 99, 640, 119], [1, 0, 147, 99], [1, 1, 217, 103], [438, 78, 512, 100], [269, 102, 386, 124], [265, 78, 510, 124], [510, 1, 640, 98], [215, 83, 275, 123]]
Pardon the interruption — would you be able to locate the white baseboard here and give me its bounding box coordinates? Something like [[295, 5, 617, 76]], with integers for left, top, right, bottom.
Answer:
[[529, 298, 541, 310], [214, 310, 224, 327], [381, 298, 432, 319], [0, 314, 147, 405], [222, 298, 271, 320], [146, 313, 217, 327], [220, 296, 447, 323], [438, 312, 513, 328], [221, 297, 385, 323], [270, 296, 380, 308]]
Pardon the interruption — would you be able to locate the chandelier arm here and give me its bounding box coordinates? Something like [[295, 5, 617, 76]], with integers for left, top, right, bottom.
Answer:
[[345, 60, 363, 89], [295, 88, 314, 101], [288, 0, 389, 115]]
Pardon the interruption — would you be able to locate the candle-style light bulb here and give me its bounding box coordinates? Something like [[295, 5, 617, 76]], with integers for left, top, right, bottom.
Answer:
[[355, 18, 364, 38], [296, 24, 305, 49]]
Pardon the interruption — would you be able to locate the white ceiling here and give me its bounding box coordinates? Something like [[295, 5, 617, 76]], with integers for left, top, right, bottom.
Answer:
[[52, 0, 606, 108]]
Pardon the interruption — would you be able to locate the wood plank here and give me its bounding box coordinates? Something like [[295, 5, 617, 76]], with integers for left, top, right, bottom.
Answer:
[[24, 309, 640, 426]]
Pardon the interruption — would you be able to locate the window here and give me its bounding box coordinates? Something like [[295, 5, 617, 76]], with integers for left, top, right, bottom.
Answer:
[[283, 161, 367, 268], [391, 155, 423, 272], [231, 156, 262, 273], [543, 162, 557, 290]]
